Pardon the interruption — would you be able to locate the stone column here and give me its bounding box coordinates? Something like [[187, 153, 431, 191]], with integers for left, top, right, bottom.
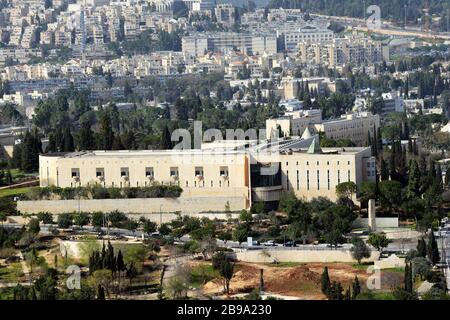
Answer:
[[368, 199, 376, 231]]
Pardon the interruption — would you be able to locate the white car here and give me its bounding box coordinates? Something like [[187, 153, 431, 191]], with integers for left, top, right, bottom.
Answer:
[[262, 240, 276, 246]]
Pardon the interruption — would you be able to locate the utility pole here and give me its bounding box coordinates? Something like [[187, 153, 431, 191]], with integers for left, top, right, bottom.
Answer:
[[404, 4, 407, 29], [363, 0, 366, 21]]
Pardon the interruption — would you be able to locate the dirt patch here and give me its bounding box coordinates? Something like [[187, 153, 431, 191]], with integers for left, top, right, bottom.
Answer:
[[201, 261, 403, 299]]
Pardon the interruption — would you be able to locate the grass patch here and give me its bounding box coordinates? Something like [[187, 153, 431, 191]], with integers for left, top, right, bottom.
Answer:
[[0, 287, 14, 300], [190, 264, 219, 288], [383, 267, 405, 273], [351, 262, 373, 270], [268, 262, 305, 268], [0, 187, 31, 198], [369, 291, 396, 300], [0, 262, 24, 282]]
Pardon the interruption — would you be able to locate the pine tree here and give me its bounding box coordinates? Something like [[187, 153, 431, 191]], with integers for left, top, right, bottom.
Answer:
[[321, 266, 331, 296], [427, 231, 440, 266]]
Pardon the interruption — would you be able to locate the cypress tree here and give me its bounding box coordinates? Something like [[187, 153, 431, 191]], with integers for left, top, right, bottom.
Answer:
[[97, 285, 105, 300], [78, 121, 95, 151], [99, 113, 114, 150], [436, 164, 443, 190], [116, 250, 125, 272], [352, 276, 361, 299], [417, 237, 427, 258], [404, 262, 413, 293], [62, 127, 75, 152], [407, 160, 421, 198], [321, 266, 331, 296], [161, 126, 172, 150], [427, 231, 440, 265], [380, 158, 389, 181]]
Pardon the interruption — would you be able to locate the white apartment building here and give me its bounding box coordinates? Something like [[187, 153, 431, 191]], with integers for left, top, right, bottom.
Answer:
[[298, 36, 390, 67], [283, 27, 333, 52], [182, 33, 277, 57]]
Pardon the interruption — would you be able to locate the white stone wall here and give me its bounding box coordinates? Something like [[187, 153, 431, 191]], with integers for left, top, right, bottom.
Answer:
[[17, 196, 247, 216], [233, 248, 380, 263]]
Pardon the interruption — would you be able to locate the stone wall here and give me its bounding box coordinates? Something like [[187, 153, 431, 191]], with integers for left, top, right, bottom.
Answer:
[[17, 196, 247, 216], [352, 217, 399, 229], [232, 248, 380, 263]]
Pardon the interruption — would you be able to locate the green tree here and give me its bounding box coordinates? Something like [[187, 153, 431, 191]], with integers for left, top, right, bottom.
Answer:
[[427, 231, 440, 265], [161, 126, 172, 150], [350, 237, 371, 264], [321, 266, 330, 296], [57, 213, 73, 229], [78, 121, 95, 150], [96, 285, 105, 300], [37, 212, 53, 224], [28, 218, 40, 234], [407, 160, 421, 198], [417, 237, 427, 258], [73, 212, 90, 229], [367, 233, 390, 252], [335, 182, 357, 202], [378, 180, 403, 212]]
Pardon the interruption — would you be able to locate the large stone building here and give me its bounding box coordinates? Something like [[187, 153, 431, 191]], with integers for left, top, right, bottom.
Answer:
[[266, 111, 380, 146], [39, 135, 376, 211]]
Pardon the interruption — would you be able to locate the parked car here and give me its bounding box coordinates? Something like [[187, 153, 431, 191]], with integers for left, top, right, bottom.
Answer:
[[262, 240, 276, 246], [284, 241, 296, 247]]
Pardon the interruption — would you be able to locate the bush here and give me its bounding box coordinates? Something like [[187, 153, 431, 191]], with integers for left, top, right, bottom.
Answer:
[[26, 185, 183, 200], [57, 213, 73, 229]]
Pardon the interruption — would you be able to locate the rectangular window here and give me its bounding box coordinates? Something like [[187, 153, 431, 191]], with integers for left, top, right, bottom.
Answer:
[[170, 167, 178, 177], [220, 166, 229, 177], [145, 167, 154, 177], [71, 168, 79, 178], [286, 170, 289, 191], [327, 170, 330, 190], [338, 170, 340, 184], [317, 170, 320, 190], [120, 167, 129, 177], [96, 168, 104, 178], [296, 170, 299, 190], [348, 170, 351, 181], [307, 170, 310, 190], [195, 166, 204, 177]]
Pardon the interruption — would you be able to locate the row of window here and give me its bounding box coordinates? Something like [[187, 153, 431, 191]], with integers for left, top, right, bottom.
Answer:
[[284, 160, 351, 166], [285, 169, 351, 191], [70, 166, 229, 179]]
